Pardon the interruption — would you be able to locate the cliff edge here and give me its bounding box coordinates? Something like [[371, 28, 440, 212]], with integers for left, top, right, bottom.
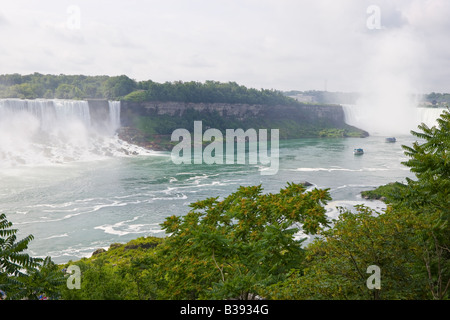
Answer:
[[118, 101, 368, 150]]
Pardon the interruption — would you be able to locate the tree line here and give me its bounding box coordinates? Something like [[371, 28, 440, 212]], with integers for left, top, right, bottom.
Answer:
[[0, 73, 299, 106]]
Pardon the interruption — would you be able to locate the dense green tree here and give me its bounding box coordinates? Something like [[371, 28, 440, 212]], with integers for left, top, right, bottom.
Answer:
[[396, 109, 450, 300], [266, 205, 429, 300], [13, 256, 65, 300], [55, 83, 84, 99], [58, 237, 163, 300], [101, 75, 136, 99], [0, 73, 303, 106], [0, 213, 64, 300], [122, 90, 148, 102], [7, 83, 37, 99], [153, 183, 331, 299], [0, 214, 40, 299], [0, 73, 24, 86], [59, 257, 137, 300], [400, 109, 450, 213], [1, 214, 39, 280]]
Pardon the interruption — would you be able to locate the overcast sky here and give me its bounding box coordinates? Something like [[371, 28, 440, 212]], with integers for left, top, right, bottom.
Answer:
[[0, 0, 449, 93]]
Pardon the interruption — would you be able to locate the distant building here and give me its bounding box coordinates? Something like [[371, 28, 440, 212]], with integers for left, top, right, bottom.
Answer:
[[290, 94, 315, 103]]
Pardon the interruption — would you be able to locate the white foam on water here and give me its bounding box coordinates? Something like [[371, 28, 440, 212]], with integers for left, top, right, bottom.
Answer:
[[325, 199, 387, 220], [14, 198, 133, 226], [94, 217, 164, 236], [291, 167, 390, 172], [333, 184, 381, 190], [292, 198, 388, 246], [42, 242, 110, 260], [42, 233, 69, 240]]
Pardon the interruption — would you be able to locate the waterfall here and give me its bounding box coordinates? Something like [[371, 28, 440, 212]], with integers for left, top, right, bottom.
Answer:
[[342, 104, 446, 135], [53, 100, 92, 127], [0, 99, 92, 130], [415, 108, 446, 128], [0, 99, 147, 167], [108, 101, 121, 133]]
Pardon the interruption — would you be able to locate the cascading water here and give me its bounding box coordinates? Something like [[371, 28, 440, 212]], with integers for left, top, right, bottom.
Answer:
[[415, 107, 447, 129], [341, 104, 446, 136], [108, 101, 121, 134], [0, 99, 148, 167]]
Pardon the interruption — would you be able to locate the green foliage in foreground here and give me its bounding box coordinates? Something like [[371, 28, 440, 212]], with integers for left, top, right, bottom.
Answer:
[[0, 213, 64, 300], [397, 109, 450, 300], [266, 205, 432, 300], [154, 183, 331, 300], [59, 237, 163, 300], [1, 110, 449, 300]]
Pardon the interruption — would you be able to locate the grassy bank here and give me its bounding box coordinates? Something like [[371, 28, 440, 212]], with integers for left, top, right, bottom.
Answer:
[[361, 182, 407, 203]]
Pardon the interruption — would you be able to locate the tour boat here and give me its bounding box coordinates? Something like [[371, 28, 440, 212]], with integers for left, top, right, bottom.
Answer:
[[385, 137, 396, 143]]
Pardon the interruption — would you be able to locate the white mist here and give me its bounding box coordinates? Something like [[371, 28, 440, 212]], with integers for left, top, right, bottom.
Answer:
[[0, 99, 148, 167], [354, 20, 425, 135]]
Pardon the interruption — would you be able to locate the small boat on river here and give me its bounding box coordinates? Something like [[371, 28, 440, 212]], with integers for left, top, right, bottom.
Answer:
[[353, 148, 364, 155], [385, 137, 396, 143]]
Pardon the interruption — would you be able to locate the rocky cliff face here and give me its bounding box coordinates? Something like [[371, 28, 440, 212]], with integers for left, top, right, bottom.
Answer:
[[120, 101, 347, 127], [117, 101, 368, 150]]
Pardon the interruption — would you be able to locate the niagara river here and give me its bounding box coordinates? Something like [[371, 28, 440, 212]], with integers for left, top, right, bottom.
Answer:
[[0, 99, 446, 263]]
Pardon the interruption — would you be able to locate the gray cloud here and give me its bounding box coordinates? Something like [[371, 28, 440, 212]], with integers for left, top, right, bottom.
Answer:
[[0, 0, 448, 93], [0, 12, 9, 26]]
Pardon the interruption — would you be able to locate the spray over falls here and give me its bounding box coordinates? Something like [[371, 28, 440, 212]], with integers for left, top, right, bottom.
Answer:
[[0, 99, 147, 167], [341, 103, 447, 136]]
